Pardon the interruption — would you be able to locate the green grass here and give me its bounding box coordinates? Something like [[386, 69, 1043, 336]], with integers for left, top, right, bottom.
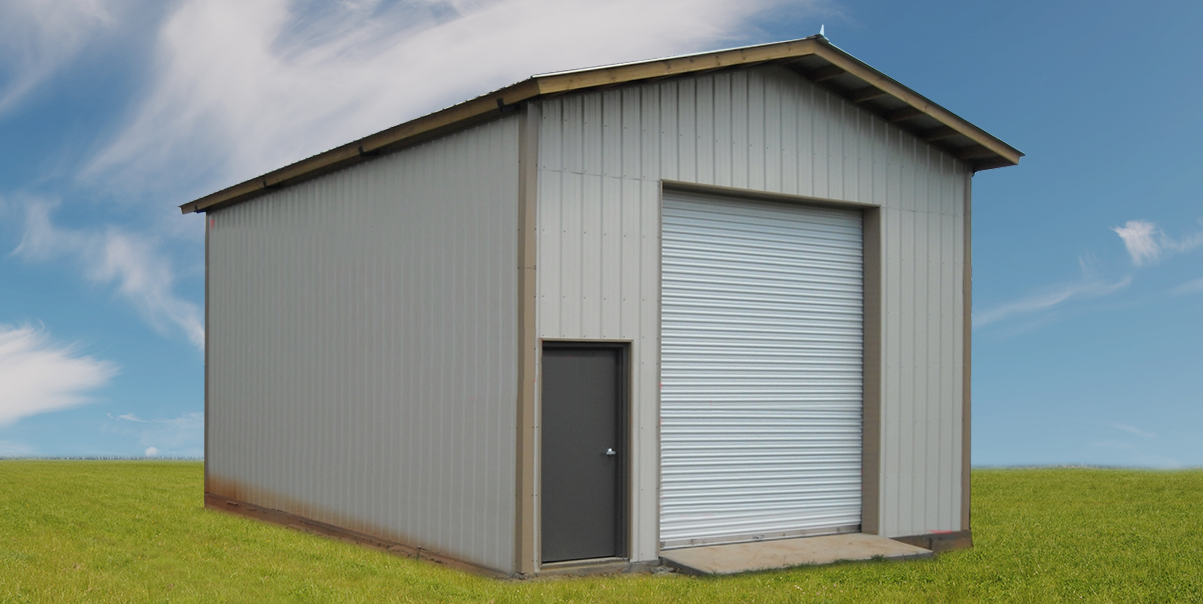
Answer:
[[1, 462, 1200, 603]]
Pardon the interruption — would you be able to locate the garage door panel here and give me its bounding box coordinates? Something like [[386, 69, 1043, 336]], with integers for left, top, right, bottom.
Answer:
[[661, 190, 863, 549]]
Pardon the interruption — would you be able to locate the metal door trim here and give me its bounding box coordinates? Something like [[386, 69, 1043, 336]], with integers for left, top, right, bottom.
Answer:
[[539, 341, 631, 565]]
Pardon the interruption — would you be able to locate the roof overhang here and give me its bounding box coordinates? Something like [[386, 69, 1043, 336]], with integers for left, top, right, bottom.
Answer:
[[180, 35, 1021, 214]]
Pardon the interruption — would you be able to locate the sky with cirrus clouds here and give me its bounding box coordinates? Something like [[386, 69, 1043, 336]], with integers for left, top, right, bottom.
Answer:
[[1, 0, 1200, 465]]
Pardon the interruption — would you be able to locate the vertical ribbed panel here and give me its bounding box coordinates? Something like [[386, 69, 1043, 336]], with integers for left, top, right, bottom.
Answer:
[[207, 117, 519, 572], [660, 191, 863, 548], [537, 64, 969, 549]]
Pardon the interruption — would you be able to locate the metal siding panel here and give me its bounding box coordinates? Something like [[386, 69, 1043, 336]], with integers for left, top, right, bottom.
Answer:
[[563, 96, 583, 174], [842, 102, 857, 202], [695, 76, 714, 185], [676, 79, 696, 183], [745, 68, 765, 191], [883, 207, 902, 535], [583, 94, 604, 176], [603, 90, 623, 178], [913, 207, 929, 534], [760, 69, 780, 193], [733, 71, 752, 190], [539, 169, 562, 336], [560, 171, 584, 336], [898, 207, 915, 536], [713, 72, 732, 187], [814, 90, 830, 198], [872, 117, 887, 206], [581, 174, 603, 337], [660, 191, 863, 547], [540, 98, 562, 171], [207, 117, 519, 572], [798, 79, 815, 197], [779, 72, 798, 194], [621, 178, 642, 339], [925, 205, 941, 532], [601, 176, 623, 338], [623, 87, 643, 179], [826, 93, 844, 201], [657, 81, 677, 181]]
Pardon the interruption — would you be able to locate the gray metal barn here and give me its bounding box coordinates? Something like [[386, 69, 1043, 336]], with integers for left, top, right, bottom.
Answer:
[[181, 35, 1020, 577]]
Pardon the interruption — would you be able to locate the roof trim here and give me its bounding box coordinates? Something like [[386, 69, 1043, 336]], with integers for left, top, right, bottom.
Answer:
[[181, 36, 1020, 214]]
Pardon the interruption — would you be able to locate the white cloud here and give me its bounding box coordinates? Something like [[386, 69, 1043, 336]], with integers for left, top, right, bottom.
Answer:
[[108, 412, 204, 456], [1113, 220, 1160, 266], [0, 0, 114, 116], [0, 324, 118, 426], [1113, 219, 1203, 267], [974, 257, 1131, 329], [12, 200, 204, 349], [87, 0, 816, 192]]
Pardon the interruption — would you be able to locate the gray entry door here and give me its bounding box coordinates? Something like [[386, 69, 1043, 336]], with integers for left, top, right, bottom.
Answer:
[[541, 345, 623, 563]]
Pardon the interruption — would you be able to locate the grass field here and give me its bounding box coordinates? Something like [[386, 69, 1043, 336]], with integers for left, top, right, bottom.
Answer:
[[1, 462, 1200, 603]]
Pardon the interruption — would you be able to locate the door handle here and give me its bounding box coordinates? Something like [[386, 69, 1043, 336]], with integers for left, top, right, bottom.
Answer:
[[605, 448, 617, 457]]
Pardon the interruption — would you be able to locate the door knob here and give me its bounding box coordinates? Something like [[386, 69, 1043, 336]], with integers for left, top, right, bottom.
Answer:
[[605, 448, 617, 457]]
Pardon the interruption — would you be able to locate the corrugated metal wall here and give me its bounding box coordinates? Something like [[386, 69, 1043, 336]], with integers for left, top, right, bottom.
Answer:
[[207, 117, 520, 572], [536, 65, 968, 549]]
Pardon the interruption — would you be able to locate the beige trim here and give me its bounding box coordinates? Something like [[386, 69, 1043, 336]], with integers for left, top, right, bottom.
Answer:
[[661, 180, 881, 210], [514, 105, 540, 575], [860, 207, 883, 535], [203, 215, 210, 494], [180, 37, 1020, 215], [961, 173, 973, 531]]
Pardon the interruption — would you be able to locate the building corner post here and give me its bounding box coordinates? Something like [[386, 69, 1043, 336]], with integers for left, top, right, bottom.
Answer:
[[515, 103, 541, 574], [961, 171, 973, 532]]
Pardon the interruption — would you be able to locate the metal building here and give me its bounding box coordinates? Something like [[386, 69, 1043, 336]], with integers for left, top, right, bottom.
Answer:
[[182, 36, 1020, 577]]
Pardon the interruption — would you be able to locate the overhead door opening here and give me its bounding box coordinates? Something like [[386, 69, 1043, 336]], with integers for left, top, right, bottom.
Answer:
[[660, 190, 864, 549]]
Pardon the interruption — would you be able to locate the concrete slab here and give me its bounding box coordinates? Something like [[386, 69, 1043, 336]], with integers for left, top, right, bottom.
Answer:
[[660, 533, 932, 575]]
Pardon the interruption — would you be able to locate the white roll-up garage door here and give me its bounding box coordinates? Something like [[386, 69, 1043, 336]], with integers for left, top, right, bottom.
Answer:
[[660, 190, 863, 549]]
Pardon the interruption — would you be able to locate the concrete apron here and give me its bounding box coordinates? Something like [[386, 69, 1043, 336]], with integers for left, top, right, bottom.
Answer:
[[660, 533, 932, 575]]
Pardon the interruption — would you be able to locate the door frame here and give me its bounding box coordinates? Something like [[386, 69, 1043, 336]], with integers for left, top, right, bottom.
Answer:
[[539, 340, 631, 565]]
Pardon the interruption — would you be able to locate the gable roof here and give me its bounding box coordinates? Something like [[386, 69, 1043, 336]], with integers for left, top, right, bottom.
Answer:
[[180, 35, 1021, 214]]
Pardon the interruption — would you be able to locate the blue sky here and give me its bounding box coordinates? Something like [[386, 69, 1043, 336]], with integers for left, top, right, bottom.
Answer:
[[0, 0, 1199, 465]]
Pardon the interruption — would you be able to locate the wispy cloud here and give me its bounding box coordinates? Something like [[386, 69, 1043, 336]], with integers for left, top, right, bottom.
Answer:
[[1172, 275, 1203, 295], [1113, 219, 1203, 267], [11, 200, 204, 349], [1113, 423, 1156, 439], [0, 0, 114, 116], [107, 412, 203, 457], [974, 257, 1131, 329], [0, 323, 118, 426], [87, 0, 815, 193]]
